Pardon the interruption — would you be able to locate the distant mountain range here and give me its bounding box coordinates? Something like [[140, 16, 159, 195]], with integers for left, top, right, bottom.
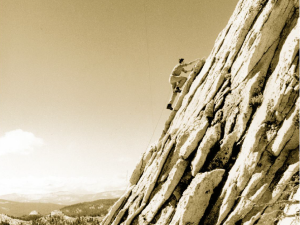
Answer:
[[0, 190, 124, 205], [0, 199, 64, 217]]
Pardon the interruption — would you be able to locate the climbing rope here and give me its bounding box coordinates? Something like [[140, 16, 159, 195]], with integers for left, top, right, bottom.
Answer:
[[143, 0, 154, 132], [141, 0, 200, 150], [145, 89, 172, 149], [142, 0, 168, 150]]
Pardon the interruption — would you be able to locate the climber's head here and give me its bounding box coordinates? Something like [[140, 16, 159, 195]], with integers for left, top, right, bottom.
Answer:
[[179, 58, 184, 64]]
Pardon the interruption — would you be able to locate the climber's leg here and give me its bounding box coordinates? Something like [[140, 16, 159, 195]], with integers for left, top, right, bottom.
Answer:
[[176, 76, 187, 88], [167, 82, 177, 110], [167, 78, 177, 110], [168, 91, 177, 105], [171, 82, 177, 92], [167, 75, 187, 110], [173, 76, 187, 93], [170, 75, 187, 89]]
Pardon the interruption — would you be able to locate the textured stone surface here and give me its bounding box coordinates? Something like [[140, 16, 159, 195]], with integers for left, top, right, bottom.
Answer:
[[170, 169, 225, 225], [191, 123, 222, 176], [101, 186, 135, 225], [138, 159, 188, 224], [129, 144, 156, 186], [101, 0, 299, 224]]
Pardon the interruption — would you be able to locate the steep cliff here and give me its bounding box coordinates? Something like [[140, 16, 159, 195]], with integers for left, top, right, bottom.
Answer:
[[102, 0, 299, 224]]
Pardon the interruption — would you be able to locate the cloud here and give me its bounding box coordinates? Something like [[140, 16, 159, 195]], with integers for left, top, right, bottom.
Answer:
[[0, 129, 44, 155]]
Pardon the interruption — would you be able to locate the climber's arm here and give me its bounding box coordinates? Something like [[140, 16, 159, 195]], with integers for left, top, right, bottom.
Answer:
[[182, 67, 188, 73], [182, 67, 194, 73], [186, 58, 200, 65]]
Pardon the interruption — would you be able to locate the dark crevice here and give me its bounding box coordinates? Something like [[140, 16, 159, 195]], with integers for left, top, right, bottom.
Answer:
[[149, 163, 193, 223], [198, 172, 229, 225], [119, 209, 129, 223], [224, 23, 233, 38], [177, 162, 194, 195], [162, 166, 194, 223], [196, 109, 205, 119], [235, 219, 243, 225], [157, 144, 176, 183], [270, 149, 298, 191], [200, 141, 222, 173], [228, 109, 239, 134], [202, 134, 252, 224], [264, 103, 297, 153], [148, 183, 163, 203], [216, 96, 227, 111], [109, 192, 132, 224], [225, 141, 244, 171], [223, 51, 231, 65], [151, 195, 177, 224], [186, 143, 201, 164]]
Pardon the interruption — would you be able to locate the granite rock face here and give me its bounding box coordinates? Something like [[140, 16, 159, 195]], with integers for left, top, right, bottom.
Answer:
[[101, 0, 299, 224]]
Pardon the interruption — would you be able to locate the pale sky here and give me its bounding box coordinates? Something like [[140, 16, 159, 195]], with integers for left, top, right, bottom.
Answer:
[[0, 0, 238, 195]]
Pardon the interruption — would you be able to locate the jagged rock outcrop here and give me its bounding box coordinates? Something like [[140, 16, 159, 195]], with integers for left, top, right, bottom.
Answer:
[[0, 214, 31, 225], [102, 0, 299, 224]]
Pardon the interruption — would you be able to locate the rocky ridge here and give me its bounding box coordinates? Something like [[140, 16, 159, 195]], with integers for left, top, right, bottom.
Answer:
[[0, 214, 31, 225], [102, 0, 299, 224]]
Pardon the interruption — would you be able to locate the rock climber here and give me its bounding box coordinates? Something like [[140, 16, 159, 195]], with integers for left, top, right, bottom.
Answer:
[[167, 58, 199, 110]]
